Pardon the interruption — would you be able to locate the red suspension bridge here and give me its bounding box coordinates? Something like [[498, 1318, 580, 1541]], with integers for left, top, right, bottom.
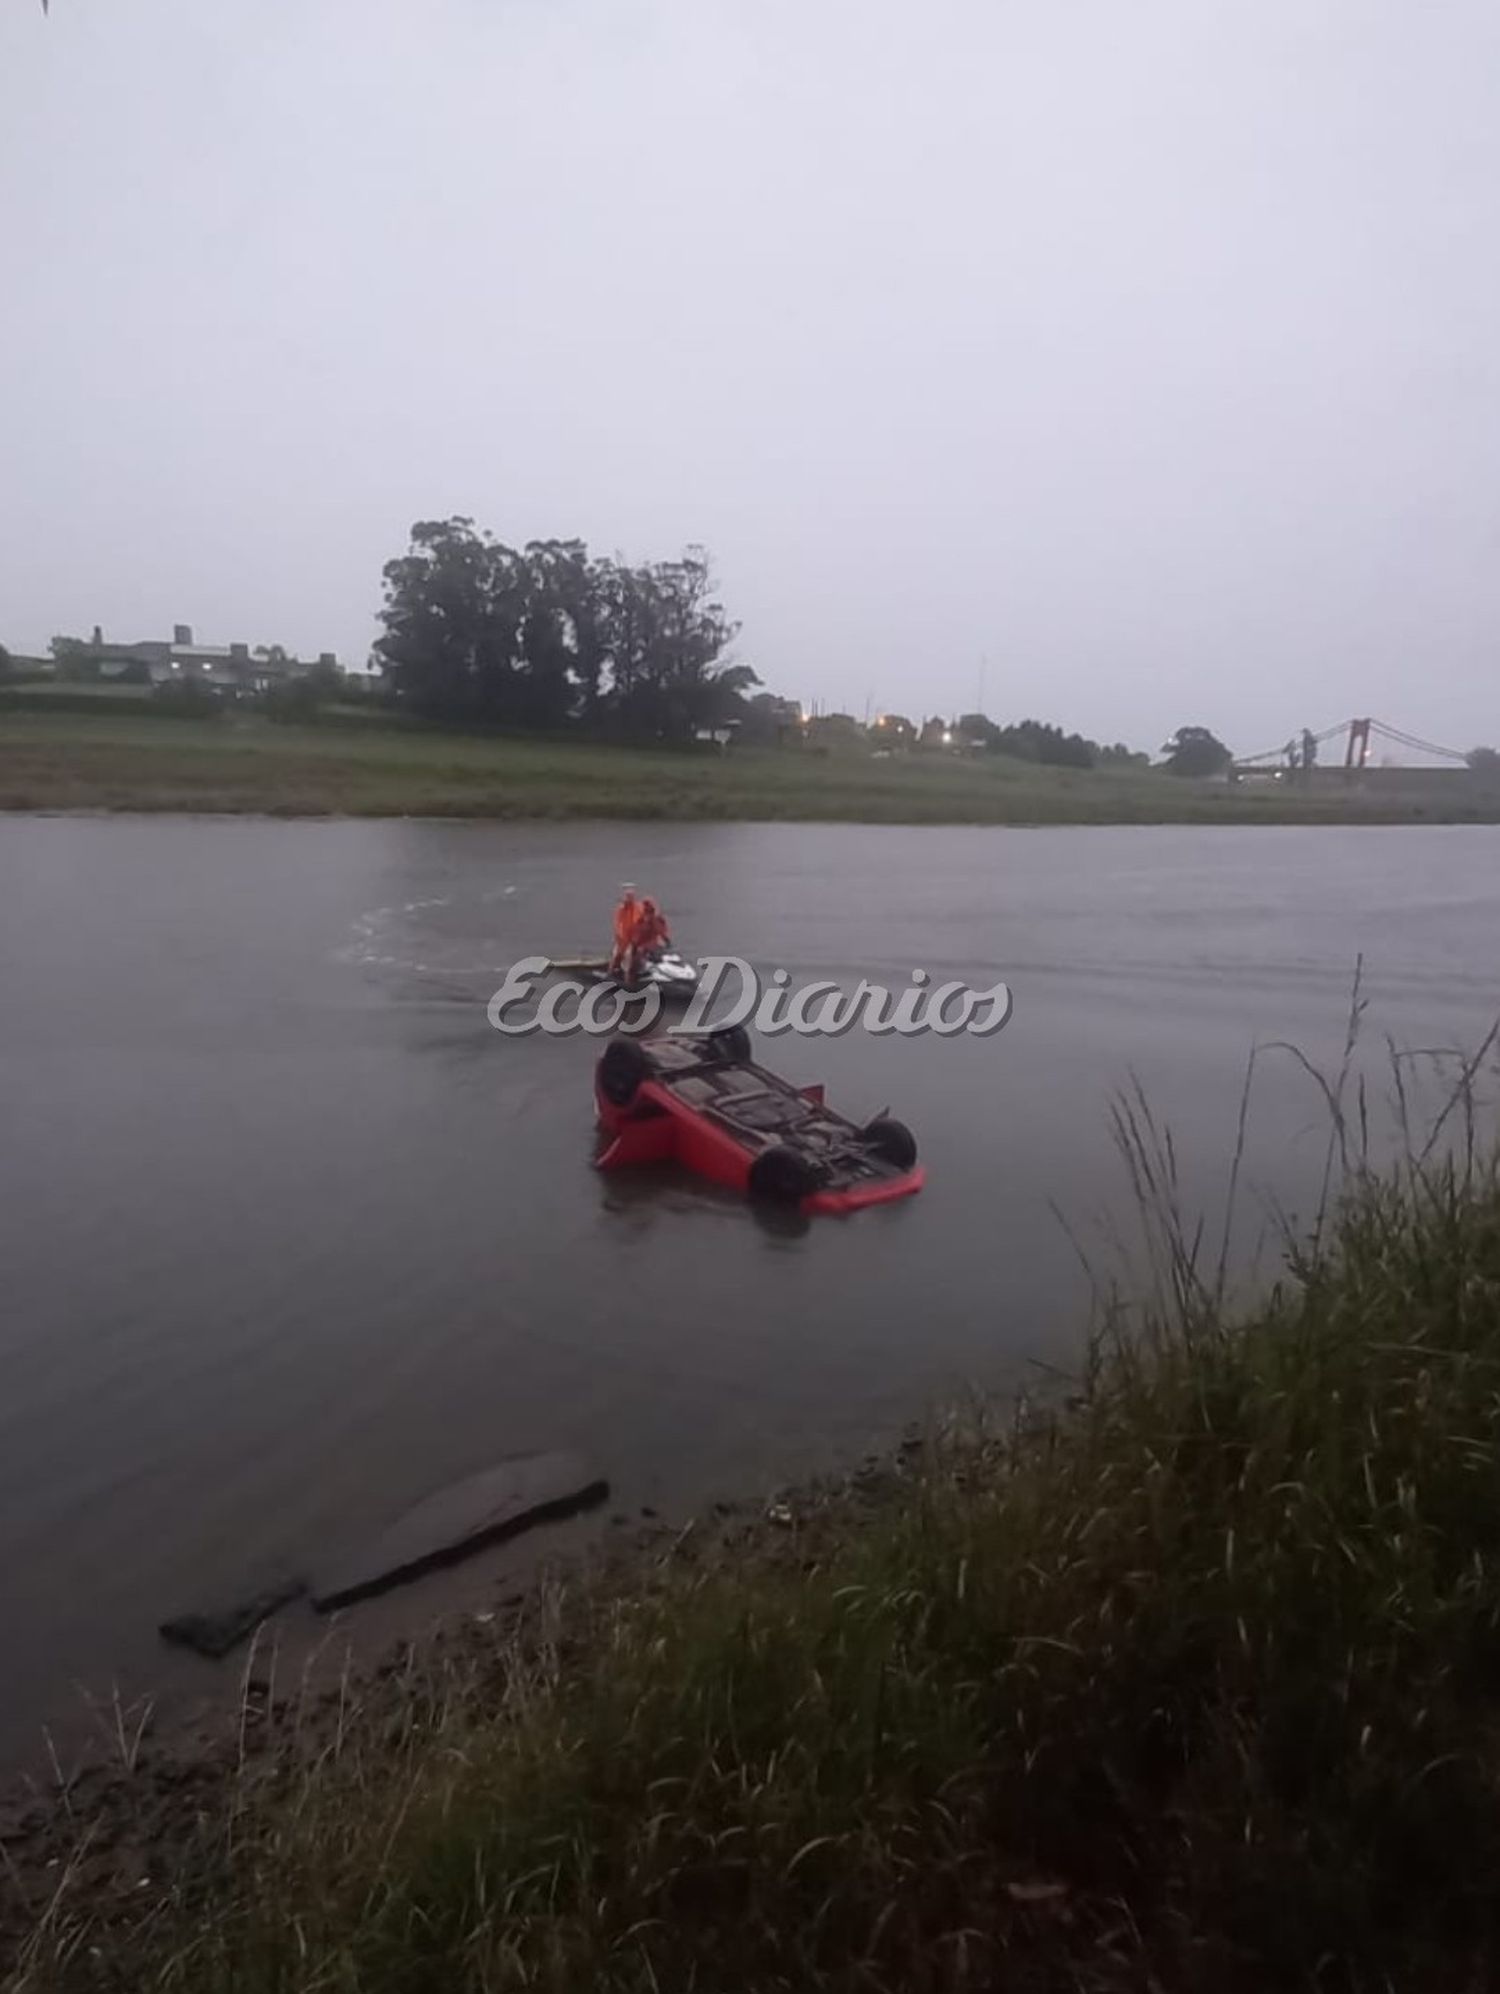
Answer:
[[1235, 718, 1475, 772]]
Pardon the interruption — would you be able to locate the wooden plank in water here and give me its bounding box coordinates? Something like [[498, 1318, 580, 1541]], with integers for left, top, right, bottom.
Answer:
[[310, 1451, 609, 1611]]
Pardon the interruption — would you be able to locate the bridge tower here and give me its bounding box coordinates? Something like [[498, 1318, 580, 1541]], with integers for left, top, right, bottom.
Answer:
[[1344, 718, 1371, 769]]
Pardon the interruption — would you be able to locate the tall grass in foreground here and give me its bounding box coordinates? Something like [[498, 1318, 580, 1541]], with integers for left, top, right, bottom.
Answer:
[[16, 1039, 1500, 1991]]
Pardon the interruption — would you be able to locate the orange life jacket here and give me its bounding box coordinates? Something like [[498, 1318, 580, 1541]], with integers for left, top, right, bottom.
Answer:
[[612, 896, 638, 950]]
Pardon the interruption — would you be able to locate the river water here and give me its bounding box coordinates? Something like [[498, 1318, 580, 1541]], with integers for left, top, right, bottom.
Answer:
[[2, 817, 1498, 1762]]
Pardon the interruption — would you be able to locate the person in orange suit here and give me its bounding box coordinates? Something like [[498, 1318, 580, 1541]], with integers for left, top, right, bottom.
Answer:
[[631, 896, 671, 968], [608, 884, 638, 979]]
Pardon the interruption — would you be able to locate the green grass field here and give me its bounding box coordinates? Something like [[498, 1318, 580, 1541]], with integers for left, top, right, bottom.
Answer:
[[3, 706, 1497, 824]]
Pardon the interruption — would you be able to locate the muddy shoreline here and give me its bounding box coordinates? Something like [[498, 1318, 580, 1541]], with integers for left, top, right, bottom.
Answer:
[[0, 1435, 927, 1980]]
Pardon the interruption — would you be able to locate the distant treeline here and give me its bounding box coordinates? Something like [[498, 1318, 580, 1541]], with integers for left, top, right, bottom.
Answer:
[[970, 716, 1145, 768], [371, 523, 1153, 763], [3, 528, 1153, 765], [864, 710, 1148, 770]]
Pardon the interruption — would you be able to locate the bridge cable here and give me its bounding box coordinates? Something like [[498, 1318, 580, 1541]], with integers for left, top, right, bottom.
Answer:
[[1367, 719, 1469, 763]]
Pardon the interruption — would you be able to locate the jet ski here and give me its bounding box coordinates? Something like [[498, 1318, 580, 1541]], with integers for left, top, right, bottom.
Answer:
[[597, 947, 701, 1001], [546, 948, 702, 1002]]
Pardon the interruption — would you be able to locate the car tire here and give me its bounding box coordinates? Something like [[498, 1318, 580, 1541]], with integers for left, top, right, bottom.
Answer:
[[597, 1036, 653, 1108], [748, 1143, 822, 1204], [707, 1023, 752, 1064], [861, 1115, 918, 1170]]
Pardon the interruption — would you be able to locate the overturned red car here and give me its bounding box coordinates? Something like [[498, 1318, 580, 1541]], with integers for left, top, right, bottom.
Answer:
[[593, 1026, 924, 1214]]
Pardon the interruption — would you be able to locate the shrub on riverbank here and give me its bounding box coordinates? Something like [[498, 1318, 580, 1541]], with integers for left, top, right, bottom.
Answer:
[[11, 1056, 1500, 1990]]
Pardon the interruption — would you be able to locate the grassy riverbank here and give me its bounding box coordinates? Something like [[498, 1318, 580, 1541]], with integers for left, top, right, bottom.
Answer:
[[3, 708, 1498, 823], [10, 1086, 1500, 1989]]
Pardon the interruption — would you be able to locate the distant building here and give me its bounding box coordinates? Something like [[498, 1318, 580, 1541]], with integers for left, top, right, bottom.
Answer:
[[869, 713, 916, 748], [57, 624, 338, 694], [804, 712, 864, 750]]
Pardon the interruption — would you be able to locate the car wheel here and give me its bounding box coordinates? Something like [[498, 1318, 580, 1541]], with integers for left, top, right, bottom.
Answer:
[[597, 1036, 654, 1108], [861, 1115, 917, 1170], [748, 1143, 822, 1204], [707, 1023, 752, 1063]]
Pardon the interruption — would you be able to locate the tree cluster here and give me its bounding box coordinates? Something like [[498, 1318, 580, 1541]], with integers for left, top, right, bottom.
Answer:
[[1160, 725, 1233, 776], [375, 520, 757, 738]]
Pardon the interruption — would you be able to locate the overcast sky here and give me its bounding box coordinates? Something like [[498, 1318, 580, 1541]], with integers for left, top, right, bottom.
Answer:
[[2, 0, 1497, 754]]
